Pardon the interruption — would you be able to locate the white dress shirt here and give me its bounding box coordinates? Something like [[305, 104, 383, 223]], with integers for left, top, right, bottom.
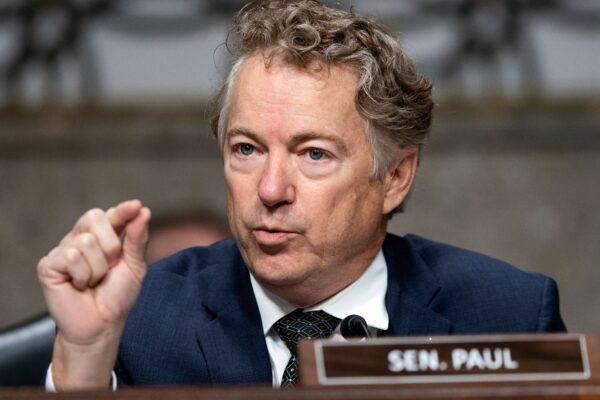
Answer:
[[47, 249, 389, 390], [250, 249, 389, 387]]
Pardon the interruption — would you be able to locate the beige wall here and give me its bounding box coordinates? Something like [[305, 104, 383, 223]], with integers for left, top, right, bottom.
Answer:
[[0, 108, 598, 333]]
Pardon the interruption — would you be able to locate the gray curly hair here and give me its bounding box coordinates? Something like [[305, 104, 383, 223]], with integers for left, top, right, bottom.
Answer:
[[210, 0, 433, 182]]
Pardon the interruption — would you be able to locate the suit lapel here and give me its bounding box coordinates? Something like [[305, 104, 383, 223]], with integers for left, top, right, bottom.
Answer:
[[192, 234, 450, 383], [383, 234, 452, 336], [194, 245, 272, 385]]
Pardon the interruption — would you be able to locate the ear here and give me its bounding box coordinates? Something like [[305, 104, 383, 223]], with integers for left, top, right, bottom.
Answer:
[[382, 146, 419, 215]]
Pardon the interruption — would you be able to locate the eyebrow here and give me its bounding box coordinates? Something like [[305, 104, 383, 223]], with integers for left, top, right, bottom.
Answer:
[[227, 127, 349, 156], [227, 127, 266, 147]]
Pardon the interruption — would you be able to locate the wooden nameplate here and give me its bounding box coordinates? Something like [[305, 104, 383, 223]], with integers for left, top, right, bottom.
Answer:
[[298, 333, 599, 388]]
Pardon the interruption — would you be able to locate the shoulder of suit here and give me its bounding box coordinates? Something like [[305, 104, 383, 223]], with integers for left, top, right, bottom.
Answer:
[[133, 239, 240, 304], [400, 233, 549, 291], [129, 238, 240, 321], [389, 234, 563, 332]]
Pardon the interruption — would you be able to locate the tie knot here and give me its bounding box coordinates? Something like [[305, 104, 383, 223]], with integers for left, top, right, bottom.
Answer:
[[273, 309, 340, 354]]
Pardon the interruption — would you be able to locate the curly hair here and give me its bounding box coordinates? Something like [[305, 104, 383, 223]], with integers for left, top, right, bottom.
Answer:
[[211, 0, 434, 181]]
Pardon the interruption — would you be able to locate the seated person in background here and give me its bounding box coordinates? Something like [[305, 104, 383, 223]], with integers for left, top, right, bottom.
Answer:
[[145, 209, 230, 264], [37, 0, 566, 391]]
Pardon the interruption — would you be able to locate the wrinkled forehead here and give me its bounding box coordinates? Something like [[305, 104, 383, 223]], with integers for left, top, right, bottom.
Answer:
[[226, 52, 364, 137]]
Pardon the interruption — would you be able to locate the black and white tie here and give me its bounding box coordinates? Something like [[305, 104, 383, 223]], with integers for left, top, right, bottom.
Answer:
[[273, 309, 340, 387]]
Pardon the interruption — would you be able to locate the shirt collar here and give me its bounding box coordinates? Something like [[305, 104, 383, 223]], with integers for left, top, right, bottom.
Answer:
[[250, 249, 389, 335]]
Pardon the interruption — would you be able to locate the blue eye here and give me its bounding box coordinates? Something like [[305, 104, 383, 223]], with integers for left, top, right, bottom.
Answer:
[[308, 149, 325, 160], [239, 143, 254, 156]]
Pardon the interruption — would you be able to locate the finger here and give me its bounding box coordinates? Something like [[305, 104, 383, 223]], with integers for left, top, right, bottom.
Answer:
[[122, 207, 151, 282], [72, 233, 110, 287], [65, 209, 122, 262], [105, 200, 143, 234], [37, 247, 68, 283], [39, 247, 68, 274], [63, 247, 93, 291], [84, 211, 122, 263]]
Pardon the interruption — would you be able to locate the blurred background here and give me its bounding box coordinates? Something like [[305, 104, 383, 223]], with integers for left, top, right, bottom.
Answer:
[[0, 0, 598, 340]]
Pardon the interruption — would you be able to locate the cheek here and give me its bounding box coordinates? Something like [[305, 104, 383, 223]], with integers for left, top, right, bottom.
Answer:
[[309, 178, 383, 234], [225, 172, 252, 226], [226, 163, 254, 198], [302, 178, 365, 226]]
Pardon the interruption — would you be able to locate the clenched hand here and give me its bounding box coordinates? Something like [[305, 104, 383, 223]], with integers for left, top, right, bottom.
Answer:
[[37, 200, 151, 391]]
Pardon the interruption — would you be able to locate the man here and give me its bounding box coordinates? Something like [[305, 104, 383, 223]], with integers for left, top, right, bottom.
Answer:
[[37, 0, 566, 391]]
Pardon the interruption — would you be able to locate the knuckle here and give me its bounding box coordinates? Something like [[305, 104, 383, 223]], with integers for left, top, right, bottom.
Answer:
[[85, 208, 104, 221], [65, 248, 81, 263], [37, 256, 48, 272], [50, 247, 63, 258], [79, 232, 96, 248], [59, 234, 70, 245], [47, 247, 61, 260]]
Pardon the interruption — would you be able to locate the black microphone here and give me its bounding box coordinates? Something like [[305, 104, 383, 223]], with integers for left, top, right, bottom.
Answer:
[[340, 314, 371, 339]]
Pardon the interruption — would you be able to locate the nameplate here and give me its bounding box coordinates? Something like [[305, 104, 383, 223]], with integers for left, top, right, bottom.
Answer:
[[311, 334, 591, 386]]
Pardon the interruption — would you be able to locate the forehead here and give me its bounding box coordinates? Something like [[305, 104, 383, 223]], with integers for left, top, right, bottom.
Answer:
[[227, 53, 364, 141]]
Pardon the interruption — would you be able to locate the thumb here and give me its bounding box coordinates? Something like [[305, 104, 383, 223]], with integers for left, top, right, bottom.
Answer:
[[122, 207, 151, 279]]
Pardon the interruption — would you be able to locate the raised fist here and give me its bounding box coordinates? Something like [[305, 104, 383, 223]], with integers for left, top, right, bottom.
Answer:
[[37, 200, 151, 390]]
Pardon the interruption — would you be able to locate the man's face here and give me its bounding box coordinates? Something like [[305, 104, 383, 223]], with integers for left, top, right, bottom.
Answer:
[[224, 54, 389, 303]]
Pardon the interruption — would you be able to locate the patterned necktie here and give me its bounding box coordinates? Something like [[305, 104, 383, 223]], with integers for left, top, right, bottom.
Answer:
[[273, 309, 341, 387]]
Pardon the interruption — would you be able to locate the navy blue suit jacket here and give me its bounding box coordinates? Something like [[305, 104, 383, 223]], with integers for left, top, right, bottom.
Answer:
[[115, 233, 566, 386]]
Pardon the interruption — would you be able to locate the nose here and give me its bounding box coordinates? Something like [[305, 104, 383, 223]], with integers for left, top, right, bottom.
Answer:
[[258, 154, 296, 208]]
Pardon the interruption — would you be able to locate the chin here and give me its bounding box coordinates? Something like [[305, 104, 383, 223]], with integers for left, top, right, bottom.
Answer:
[[247, 252, 311, 288]]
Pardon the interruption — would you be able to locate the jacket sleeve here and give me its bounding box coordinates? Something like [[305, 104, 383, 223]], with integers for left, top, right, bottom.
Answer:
[[536, 277, 567, 332], [114, 353, 131, 387]]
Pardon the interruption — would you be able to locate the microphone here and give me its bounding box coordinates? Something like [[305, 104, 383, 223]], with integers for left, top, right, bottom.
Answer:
[[340, 314, 371, 339]]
